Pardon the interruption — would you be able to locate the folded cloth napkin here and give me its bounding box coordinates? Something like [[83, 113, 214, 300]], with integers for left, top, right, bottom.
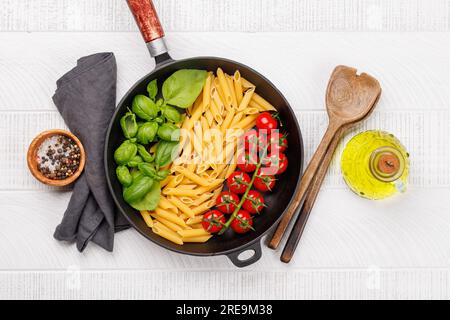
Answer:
[[53, 52, 129, 252]]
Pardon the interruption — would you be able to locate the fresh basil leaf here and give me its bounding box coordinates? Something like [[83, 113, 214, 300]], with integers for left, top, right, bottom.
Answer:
[[114, 140, 137, 165], [120, 111, 138, 139], [116, 165, 133, 187], [162, 69, 207, 108], [155, 141, 179, 167], [132, 95, 159, 120], [137, 144, 155, 163], [123, 175, 153, 204], [136, 121, 158, 145], [127, 180, 161, 211], [147, 79, 158, 100], [157, 123, 180, 141]]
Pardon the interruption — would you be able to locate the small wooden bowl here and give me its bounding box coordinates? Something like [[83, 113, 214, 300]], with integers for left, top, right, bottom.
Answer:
[[27, 129, 86, 187]]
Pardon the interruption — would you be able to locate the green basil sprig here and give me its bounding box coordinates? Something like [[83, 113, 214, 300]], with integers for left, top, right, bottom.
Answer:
[[136, 121, 158, 144], [120, 111, 138, 139], [162, 69, 207, 108], [147, 79, 158, 100], [157, 123, 180, 141], [161, 105, 182, 123], [132, 95, 159, 120], [114, 140, 137, 165], [155, 141, 179, 167], [127, 181, 160, 211], [116, 166, 133, 187], [123, 175, 154, 204], [137, 144, 154, 163]]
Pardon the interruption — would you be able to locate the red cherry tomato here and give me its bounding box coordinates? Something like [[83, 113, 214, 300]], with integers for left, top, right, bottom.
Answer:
[[263, 152, 289, 175], [237, 151, 258, 173], [268, 131, 288, 153], [242, 129, 268, 152], [253, 168, 276, 192], [227, 171, 251, 194], [243, 190, 265, 214], [215, 191, 240, 214], [256, 112, 278, 131], [202, 210, 225, 233], [231, 210, 254, 234]]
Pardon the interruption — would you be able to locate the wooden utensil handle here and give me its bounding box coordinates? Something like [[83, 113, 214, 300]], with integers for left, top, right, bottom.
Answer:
[[280, 127, 346, 263], [268, 120, 341, 250], [127, 0, 164, 43]]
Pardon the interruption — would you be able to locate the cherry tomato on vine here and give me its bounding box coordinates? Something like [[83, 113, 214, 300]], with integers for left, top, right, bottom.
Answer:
[[227, 171, 251, 194], [202, 210, 225, 233], [253, 168, 276, 192], [216, 191, 240, 214], [263, 152, 289, 175], [237, 151, 258, 173], [231, 210, 254, 234], [243, 190, 265, 214], [268, 132, 288, 153], [256, 112, 278, 131], [243, 129, 268, 152]]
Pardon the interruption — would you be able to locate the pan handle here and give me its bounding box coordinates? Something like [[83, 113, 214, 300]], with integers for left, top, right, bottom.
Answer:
[[127, 0, 171, 60], [226, 241, 262, 268]]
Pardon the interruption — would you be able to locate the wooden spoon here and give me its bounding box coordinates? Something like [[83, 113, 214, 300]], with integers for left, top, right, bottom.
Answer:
[[268, 65, 381, 250], [280, 92, 381, 263]]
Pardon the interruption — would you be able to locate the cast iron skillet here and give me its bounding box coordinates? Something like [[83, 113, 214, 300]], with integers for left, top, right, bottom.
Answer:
[[105, 0, 304, 267]]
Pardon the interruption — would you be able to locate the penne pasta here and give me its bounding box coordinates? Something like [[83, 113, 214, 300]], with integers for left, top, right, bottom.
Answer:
[[217, 68, 233, 108], [140, 210, 154, 228], [177, 228, 210, 238], [152, 222, 183, 245], [168, 196, 196, 218], [182, 235, 213, 243], [233, 71, 244, 104], [252, 93, 277, 111], [202, 73, 212, 112], [226, 75, 238, 109], [237, 87, 255, 111], [186, 216, 204, 225]]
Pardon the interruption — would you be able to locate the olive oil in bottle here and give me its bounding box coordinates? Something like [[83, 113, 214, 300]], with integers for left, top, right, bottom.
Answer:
[[340, 130, 410, 200]]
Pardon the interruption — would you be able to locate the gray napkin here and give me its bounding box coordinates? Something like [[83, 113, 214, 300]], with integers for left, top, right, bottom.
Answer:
[[52, 52, 129, 252]]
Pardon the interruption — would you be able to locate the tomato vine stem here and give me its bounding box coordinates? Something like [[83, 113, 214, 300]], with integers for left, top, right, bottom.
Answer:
[[218, 144, 268, 235]]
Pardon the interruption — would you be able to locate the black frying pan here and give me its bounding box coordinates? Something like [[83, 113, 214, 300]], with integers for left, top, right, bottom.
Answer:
[[104, 0, 303, 267]]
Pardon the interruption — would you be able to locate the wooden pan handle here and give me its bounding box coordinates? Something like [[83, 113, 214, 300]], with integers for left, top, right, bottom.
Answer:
[[268, 120, 341, 250], [280, 127, 346, 263], [127, 0, 165, 43]]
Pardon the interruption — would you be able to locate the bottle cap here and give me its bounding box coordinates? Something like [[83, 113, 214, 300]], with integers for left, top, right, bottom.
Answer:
[[369, 147, 405, 182]]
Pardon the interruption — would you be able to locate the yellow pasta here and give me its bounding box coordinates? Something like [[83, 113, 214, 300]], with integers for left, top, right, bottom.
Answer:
[[252, 93, 277, 111], [233, 71, 244, 104], [182, 235, 212, 243], [152, 222, 183, 245], [168, 196, 195, 218], [153, 215, 184, 232], [217, 68, 233, 107], [177, 228, 210, 238], [155, 207, 189, 227], [226, 75, 238, 109], [186, 216, 203, 225], [232, 114, 258, 130], [237, 87, 255, 111], [202, 73, 212, 112], [140, 211, 154, 228]]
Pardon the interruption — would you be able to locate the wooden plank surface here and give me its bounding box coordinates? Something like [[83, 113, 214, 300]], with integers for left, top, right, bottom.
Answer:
[[1, 268, 449, 299], [1, 0, 449, 32], [0, 32, 449, 112]]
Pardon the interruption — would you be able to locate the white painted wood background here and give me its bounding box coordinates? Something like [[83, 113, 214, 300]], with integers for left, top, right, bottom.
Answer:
[[1, 0, 450, 300]]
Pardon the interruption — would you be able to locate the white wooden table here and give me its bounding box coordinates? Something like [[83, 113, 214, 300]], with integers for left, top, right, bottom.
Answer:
[[1, 0, 450, 300]]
